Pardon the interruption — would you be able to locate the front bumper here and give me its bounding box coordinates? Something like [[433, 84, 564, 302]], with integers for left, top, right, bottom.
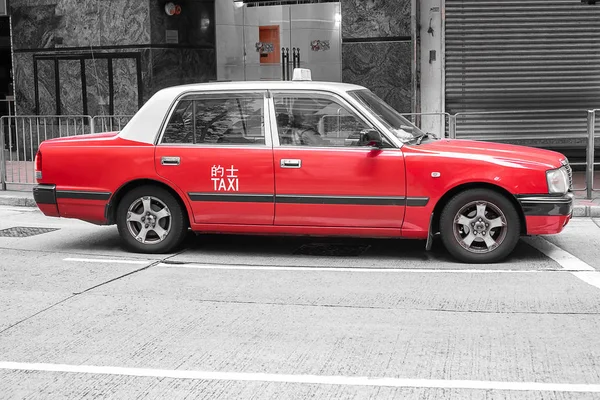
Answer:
[[516, 192, 574, 217], [516, 192, 573, 235]]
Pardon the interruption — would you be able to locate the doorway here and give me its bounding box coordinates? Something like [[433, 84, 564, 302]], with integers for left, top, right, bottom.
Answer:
[[216, 1, 341, 82]]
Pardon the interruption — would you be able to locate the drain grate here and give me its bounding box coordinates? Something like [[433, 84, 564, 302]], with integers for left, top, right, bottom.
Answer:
[[0, 227, 60, 238], [293, 243, 371, 257]]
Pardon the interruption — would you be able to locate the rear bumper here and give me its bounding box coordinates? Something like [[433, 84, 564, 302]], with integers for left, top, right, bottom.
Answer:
[[517, 193, 573, 235], [33, 184, 60, 217], [33, 184, 57, 205], [33, 184, 111, 224]]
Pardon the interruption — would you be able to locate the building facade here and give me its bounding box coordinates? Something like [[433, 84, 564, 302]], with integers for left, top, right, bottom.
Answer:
[[4, 0, 600, 155], [7, 0, 414, 118]]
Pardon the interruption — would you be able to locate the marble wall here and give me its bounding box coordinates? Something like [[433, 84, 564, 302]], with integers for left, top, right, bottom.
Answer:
[[12, 53, 36, 115], [144, 0, 217, 102], [342, 0, 411, 39], [10, 0, 216, 116], [112, 58, 138, 116], [84, 58, 110, 117], [150, 0, 215, 47], [58, 59, 83, 115], [341, 0, 413, 112], [11, 0, 151, 50], [141, 48, 216, 101], [342, 41, 412, 113], [37, 59, 57, 115]]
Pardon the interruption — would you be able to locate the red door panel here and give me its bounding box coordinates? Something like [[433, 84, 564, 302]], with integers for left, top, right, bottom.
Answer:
[[156, 147, 275, 225], [154, 90, 275, 225], [273, 148, 406, 228]]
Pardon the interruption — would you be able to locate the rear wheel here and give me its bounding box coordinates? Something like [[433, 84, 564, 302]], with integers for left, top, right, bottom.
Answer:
[[439, 189, 520, 263], [116, 185, 187, 253]]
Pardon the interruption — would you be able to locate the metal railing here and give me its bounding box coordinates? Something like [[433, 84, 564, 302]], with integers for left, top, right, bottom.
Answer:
[[446, 109, 599, 199], [1, 116, 93, 189], [587, 110, 598, 200], [91, 115, 133, 134], [0, 110, 598, 198], [452, 109, 594, 141], [401, 112, 453, 139]]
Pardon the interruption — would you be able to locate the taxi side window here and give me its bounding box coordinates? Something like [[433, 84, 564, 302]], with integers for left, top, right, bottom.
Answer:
[[161, 94, 265, 145], [162, 100, 194, 144], [273, 93, 389, 148]]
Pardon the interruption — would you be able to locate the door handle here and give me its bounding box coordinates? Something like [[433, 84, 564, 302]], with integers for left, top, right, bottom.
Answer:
[[161, 156, 180, 166], [280, 159, 302, 168]]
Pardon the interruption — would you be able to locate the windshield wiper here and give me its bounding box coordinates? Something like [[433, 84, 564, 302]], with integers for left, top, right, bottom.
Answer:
[[416, 132, 431, 145]]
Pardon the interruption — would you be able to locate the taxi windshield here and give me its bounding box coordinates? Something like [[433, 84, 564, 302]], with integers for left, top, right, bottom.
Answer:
[[348, 89, 425, 143]]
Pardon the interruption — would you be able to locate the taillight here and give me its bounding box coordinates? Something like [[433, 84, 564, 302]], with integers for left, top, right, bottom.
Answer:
[[35, 150, 42, 180]]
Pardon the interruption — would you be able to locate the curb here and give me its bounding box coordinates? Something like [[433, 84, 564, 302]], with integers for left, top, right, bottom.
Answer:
[[573, 204, 600, 218], [0, 194, 598, 217], [0, 195, 38, 208]]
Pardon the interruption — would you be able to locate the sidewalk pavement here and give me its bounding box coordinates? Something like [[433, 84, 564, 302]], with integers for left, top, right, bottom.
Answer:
[[572, 195, 600, 217], [1, 187, 598, 217]]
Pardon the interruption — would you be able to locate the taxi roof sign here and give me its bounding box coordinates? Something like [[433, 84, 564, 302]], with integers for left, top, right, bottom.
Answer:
[[292, 68, 312, 81]]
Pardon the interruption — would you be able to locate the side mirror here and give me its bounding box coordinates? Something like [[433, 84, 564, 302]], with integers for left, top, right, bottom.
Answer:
[[359, 129, 383, 148]]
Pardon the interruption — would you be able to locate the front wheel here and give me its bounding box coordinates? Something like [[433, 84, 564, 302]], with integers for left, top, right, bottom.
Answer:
[[116, 185, 187, 253], [439, 189, 521, 263]]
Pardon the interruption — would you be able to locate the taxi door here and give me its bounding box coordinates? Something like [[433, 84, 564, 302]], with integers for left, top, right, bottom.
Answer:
[[155, 91, 275, 225], [270, 90, 406, 228]]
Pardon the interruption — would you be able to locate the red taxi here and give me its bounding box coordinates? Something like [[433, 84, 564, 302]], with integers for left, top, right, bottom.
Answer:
[[32, 71, 573, 263]]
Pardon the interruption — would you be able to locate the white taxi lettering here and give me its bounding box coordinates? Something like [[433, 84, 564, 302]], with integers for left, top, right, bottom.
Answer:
[[211, 165, 225, 191], [227, 166, 239, 191], [211, 164, 239, 192]]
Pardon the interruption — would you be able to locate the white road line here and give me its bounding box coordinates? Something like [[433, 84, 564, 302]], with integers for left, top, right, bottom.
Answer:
[[64, 258, 150, 265], [0, 362, 598, 393], [523, 237, 600, 290], [157, 263, 563, 273]]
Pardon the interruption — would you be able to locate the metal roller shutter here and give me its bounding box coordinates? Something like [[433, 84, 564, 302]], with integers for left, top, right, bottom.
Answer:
[[445, 0, 600, 146]]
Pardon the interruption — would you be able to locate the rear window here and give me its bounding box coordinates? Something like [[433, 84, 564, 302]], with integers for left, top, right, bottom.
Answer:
[[161, 93, 265, 145]]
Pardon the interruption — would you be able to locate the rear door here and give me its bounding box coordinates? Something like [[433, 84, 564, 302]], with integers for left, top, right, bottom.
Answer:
[[155, 90, 275, 225], [270, 90, 406, 228]]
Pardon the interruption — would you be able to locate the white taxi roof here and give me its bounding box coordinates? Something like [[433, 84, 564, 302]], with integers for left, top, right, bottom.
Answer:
[[118, 80, 367, 144]]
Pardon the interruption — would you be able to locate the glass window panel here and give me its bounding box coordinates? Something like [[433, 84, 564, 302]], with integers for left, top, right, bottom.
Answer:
[[273, 92, 381, 148], [161, 93, 265, 145]]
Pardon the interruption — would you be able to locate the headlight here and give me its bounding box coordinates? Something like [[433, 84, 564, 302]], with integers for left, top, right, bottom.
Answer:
[[546, 167, 569, 194]]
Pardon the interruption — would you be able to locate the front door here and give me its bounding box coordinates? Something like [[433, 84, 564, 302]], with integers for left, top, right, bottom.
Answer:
[[271, 90, 406, 228], [155, 91, 275, 225]]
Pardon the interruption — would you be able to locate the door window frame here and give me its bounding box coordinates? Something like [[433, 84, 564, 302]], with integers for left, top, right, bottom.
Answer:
[[155, 89, 273, 149], [266, 89, 402, 150]]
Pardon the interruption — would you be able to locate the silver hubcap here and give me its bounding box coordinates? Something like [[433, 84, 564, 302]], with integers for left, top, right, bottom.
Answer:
[[126, 196, 172, 244], [453, 201, 507, 254]]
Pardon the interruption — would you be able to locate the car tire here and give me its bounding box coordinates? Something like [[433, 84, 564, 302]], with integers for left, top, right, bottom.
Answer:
[[439, 188, 520, 263], [116, 185, 188, 254]]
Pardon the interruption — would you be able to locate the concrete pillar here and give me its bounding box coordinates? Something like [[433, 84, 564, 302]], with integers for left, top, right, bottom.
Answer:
[[418, 0, 444, 136]]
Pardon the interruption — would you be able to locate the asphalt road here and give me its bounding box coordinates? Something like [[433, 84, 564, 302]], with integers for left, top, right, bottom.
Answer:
[[0, 205, 599, 399]]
